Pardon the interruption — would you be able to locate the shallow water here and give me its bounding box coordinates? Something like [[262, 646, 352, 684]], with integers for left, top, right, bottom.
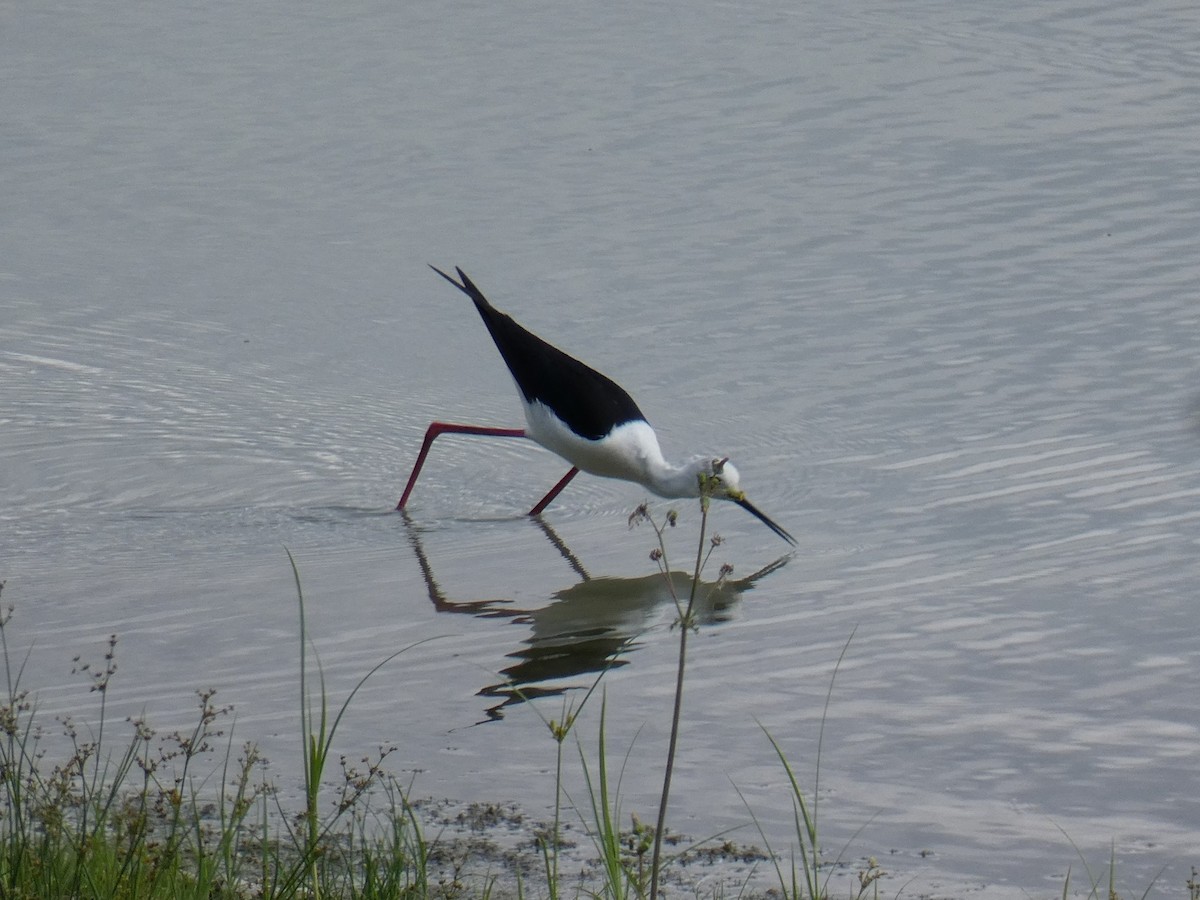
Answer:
[[3, 1, 1199, 896]]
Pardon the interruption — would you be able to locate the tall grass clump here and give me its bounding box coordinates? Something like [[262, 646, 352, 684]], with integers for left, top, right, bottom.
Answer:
[[0, 566, 437, 900], [734, 629, 882, 900], [523, 665, 609, 900], [267, 549, 433, 898], [574, 692, 642, 900], [1055, 829, 1170, 900], [0, 579, 267, 898]]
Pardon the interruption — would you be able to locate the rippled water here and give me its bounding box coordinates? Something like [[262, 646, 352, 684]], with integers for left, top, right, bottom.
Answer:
[[3, 1, 1198, 896]]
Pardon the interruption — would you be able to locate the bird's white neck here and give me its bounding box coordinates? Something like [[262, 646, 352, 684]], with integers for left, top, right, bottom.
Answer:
[[641, 456, 711, 499], [601, 423, 708, 499]]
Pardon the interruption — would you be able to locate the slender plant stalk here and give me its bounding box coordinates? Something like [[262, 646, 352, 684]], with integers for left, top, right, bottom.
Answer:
[[289, 547, 323, 899], [589, 695, 625, 897], [648, 485, 713, 900], [548, 715, 564, 899], [648, 605, 691, 900]]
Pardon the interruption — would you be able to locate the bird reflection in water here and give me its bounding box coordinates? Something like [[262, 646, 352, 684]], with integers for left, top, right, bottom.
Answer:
[[400, 512, 790, 722]]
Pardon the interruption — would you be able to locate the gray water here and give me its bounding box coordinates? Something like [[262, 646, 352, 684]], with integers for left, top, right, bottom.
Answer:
[[3, 1, 1199, 896]]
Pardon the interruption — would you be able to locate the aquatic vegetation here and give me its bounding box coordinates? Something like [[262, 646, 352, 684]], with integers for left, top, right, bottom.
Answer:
[[0, 563, 1189, 900], [0, 577, 432, 899]]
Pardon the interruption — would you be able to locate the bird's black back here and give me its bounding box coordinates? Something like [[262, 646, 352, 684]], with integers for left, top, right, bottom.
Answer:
[[431, 266, 647, 441]]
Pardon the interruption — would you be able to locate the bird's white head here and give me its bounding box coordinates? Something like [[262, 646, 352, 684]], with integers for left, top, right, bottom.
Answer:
[[703, 456, 744, 501], [696, 456, 796, 545]]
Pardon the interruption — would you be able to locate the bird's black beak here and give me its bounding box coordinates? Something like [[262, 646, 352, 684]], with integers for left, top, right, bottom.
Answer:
[[734, 497, 797, 546]]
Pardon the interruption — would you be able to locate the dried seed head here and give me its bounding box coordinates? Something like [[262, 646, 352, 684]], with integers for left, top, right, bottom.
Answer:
[[628, 503, 650, 528]]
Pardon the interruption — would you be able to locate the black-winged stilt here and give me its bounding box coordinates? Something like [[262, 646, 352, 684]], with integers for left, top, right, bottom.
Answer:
[[397, 266, 796, 545]]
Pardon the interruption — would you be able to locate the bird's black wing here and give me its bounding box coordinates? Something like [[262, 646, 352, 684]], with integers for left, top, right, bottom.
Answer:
[[430, 266, 647, 441]]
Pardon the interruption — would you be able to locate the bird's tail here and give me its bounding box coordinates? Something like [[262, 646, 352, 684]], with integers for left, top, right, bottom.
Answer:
[[429, 264, 490, 312]]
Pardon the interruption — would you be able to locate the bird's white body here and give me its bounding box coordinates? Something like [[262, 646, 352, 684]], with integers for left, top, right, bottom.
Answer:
[[524, 400, 739, 500]]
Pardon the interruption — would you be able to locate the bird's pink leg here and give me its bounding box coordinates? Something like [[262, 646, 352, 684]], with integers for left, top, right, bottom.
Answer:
[[528, 466, 580, 516], [396, 422, 526, 510]]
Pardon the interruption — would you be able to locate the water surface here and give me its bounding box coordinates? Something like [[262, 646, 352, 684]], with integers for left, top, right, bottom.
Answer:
[[3, 1, 1198, 896]]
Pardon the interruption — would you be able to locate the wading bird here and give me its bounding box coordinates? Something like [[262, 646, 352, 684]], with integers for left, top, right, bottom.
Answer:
[[397, 266, 795, 545]]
